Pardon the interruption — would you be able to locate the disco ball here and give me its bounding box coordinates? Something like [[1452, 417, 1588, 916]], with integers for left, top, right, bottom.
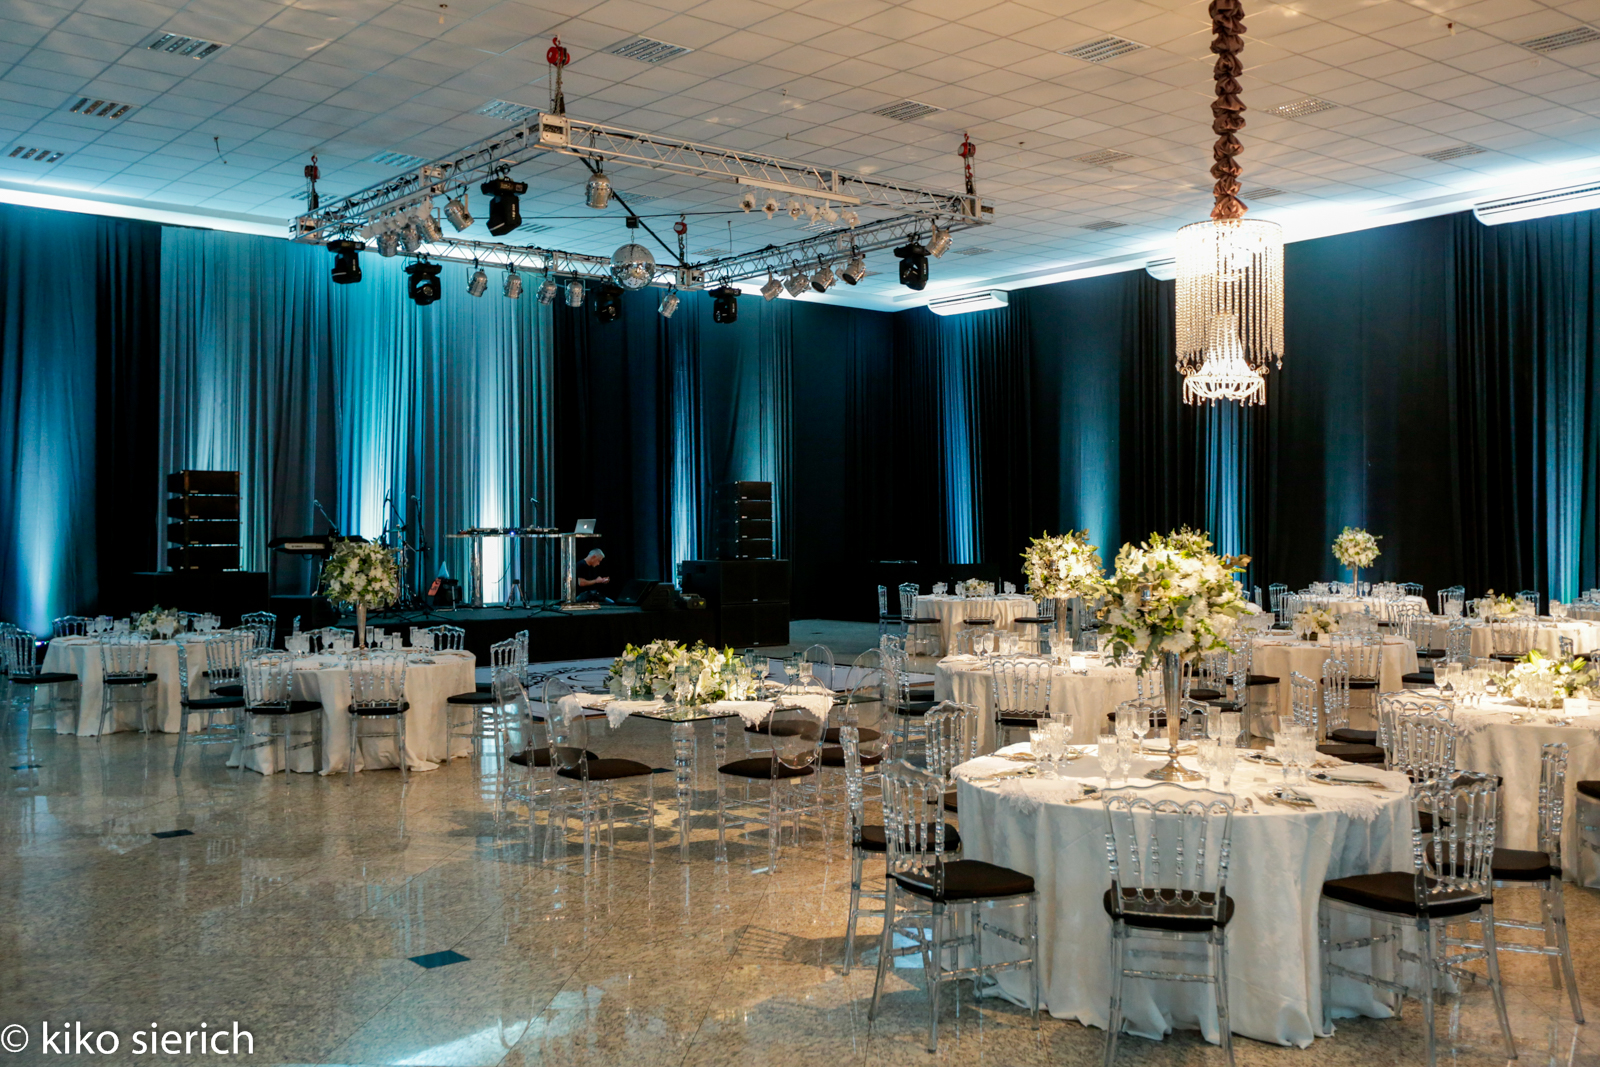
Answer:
[[610, 243, 656, 290]]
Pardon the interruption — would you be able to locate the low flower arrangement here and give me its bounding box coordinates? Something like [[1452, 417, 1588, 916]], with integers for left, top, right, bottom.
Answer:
[[1098, 527, 1257, 672], [1476, 590, 1530, 619], [320, 541, 400, 607], [1021, 530, 1104, 603], [956, 579, 995, 598], [1294, 607, 1336, 640], [1499, 649, 1595, 709], [1332, 526, 1381, 570], [133, 605, 180, 636], [608, 639, 743, 704]]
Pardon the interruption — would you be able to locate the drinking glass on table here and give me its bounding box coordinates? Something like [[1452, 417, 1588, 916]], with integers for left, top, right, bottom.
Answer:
[[1097, 734, 1121, 783], [1219, 711, 1242, 747], [1197, 738, 1218, 781], [1212, 739, 1238, 791]]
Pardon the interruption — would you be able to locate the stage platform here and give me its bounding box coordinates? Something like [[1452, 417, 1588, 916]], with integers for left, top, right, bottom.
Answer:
[[361, 602, 721, 661]]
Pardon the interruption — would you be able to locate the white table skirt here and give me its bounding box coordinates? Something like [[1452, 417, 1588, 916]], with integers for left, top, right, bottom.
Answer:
[[1295, 595, 1429, 621], [934, 654, 1137, 751], [954, 746, 1413, 1047], [1422, 618, 1600, 659], [1249, 636, 1417, 727], [912, 595, 1038, 656], [42, 634, 211, 735]]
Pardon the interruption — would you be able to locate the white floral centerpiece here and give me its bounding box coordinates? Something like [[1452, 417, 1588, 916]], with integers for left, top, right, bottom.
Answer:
[[1331, 526, 1381, 584], [133, 605, 180, 637], [1498, 649, 1595, 709], [1293, 606, 1336, 641], [1021, 530, 1104, 602], [1476, 590, 1529, 619], [608, 639, 742, 705], [1099, 527, 1256, 672], [320, 540, 399, 645]]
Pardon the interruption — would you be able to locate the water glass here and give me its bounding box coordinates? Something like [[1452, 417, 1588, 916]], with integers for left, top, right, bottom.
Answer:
[[1212, 740, 1237, 791], [1096, 734, 1120, 782], [1197, 737, 1218, 779], [1219, 711, 1242, 746]]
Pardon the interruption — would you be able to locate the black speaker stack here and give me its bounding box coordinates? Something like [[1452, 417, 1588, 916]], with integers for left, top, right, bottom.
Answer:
[[678, 559, 790, 647], [714, 481, 773, 559], [166, 470, 241, 571]]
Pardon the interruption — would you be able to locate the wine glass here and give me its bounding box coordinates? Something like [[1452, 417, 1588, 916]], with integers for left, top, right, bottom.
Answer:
[[1130, 705, 1151, 749]]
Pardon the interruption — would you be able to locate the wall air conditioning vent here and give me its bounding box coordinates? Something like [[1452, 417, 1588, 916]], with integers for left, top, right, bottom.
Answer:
[[928, 290, 1009, 316], [1474, 180, 1600, 225]]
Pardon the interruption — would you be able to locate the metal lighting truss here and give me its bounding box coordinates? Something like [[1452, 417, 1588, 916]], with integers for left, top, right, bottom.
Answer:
[[292, 111, 989, 287]]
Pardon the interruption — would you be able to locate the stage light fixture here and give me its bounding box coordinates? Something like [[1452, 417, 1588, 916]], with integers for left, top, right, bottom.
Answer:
[[786, 199, 804, 220], [586, 168, 612, 209], [783, 266, 808, 297], [566, 279, 585, 307], [480, 174, 528, 236], [467, 265, 488, 297], [810, 261, 835, 293], [399, 222, 423, 254], [761, 273, 782, 301], [538, 277, 559, 305], [327, 238, 363, 284], [405, 261, 442, 306], [711, 285, 739, 324], [840, 254, 867, 285], [739, 191, 756, 212], [895, 239, 929, 291], [658, 288, 680, 318], [841, 209, 860, 228], [377, 232, 399, 258], [444, 195, 473, 231], [503, 268, 523, 299], [820, 204, 839, 223], [927, 224, 952, 257], [594, 283, 623, 322], [762, 197, 779, 218], [417, 213, 443, 243]]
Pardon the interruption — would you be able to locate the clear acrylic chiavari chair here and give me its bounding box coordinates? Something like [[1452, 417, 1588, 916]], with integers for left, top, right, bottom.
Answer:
[[3, 627, 78, 741], [990, 656, 1053, 748], [346, 651, 409, 784], [1490, 617, 1536, 662], [868, 760, 1039, 1052], [51, 616, 91, 638], [1319, 774, 1515, 1067], [446, 636, 517, 758], [1437, 585, 1465, 616], [172, 639, 242, 776], [200, 630, 251, 698], [881, 638, 937, 759], [240, 611, 277, 650], [716, 701, 825, 872], [543, 683, 657, 873], [839, 668, 905, 973], [98, 634, 157, 736], [238, 651, 322, 778], [1102, 783, 1239, 1067]]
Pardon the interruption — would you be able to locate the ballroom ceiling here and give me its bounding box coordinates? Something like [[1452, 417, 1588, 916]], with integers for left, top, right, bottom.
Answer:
[[4, 0, 1600, 308]]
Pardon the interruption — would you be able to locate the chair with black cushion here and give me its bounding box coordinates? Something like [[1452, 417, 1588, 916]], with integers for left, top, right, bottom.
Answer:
[[200, 630, 250, 698], [868, 760, 1038, 1052], [447, 636, 516, 758], [98, 634, 158, 737], [926, 700, 980, 814], [1379, 695, 1457, 778], [1442, 742, 1582, 1023], [877, 585, 902, 639], [544, 687, 657, 873], [4, 628, 78, 743], [240, 611, 277, 650], [499, 674, 597, 827], [882, 640, 938, 757], [1102, 783, 1239, 1067], [901, 584, 942, 657], [51, 616, 91, 638], [1319, 773, 1516, 1067], [991, 656, 1053, 748], [1327, 632, 1382, 721], [1437, 585, 1465, 616], [1490, 617, 1536, 663], [173, 640, 243, 776], [1517, 589, 1543, 616], [429, 624, 465, 651], [1400, 614, 1444, 687], [237, 651, 322, 777], [1314, 664, 1383, 761], [1185, 650, 1229, 705], [346, 650, 409, 784], [1268, 583, 1288, 627], [717, 702, 825, 871]]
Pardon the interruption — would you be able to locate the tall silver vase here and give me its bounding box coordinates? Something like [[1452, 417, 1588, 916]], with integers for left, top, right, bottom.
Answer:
[[1146, 651, 1202, 782], [1053, 596, 1084, 647]]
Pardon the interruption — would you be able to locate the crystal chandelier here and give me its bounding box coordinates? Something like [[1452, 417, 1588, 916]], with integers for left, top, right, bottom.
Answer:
[[1176, 0, 1284, 405]]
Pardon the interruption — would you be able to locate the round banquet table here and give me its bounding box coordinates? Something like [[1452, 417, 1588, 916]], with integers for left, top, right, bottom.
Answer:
[[42, 633, 211, 735], [912, 594, 1038, 656], [1442, 692, 1600, 880], [953, 745, 1413, 1047], [1420, 617, 1600, 659], [1248, 635, 1417, 730], [934, 653, 1137, 752], [1294, 594, 1429, 621]]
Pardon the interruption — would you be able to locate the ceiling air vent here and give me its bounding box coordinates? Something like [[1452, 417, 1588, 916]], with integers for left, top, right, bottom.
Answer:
[[1421, 144, 1486, 163], [1266, 97, 1338, 118], [7, 145, 65, 163], [1243, 186, 1286, 199], [1072, 149, 1133, 167], [606, 36, 691, 63], [66, 97, 134, 119], [871, 100, 943, 122], [145, 33, 225, 59], [1060, 35, 1146, 63], [952, 247, 993, 257], [477, 99, 542, 124], [371, 151, 427, 167], [1519, 26, 1600, 53], [1080, 220, 1126, 231]]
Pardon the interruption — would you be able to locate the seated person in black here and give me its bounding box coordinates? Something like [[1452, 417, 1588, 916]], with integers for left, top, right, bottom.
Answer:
[[575, 549, 610, 602]]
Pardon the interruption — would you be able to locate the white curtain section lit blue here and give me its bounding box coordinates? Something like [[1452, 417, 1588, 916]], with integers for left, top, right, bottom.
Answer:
[[665, 305, 702, 574], [160, 231, 553, 604], [939, 350, 979, 566], [1201, 401, 1247, 560]]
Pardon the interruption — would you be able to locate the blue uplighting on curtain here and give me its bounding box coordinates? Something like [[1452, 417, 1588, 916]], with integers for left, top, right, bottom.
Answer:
[[1202, 402, 1246, 559]]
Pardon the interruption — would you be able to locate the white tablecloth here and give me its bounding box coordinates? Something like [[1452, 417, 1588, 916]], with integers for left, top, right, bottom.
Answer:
[[1248, 636, 1417, 727], [912, 594, 1038, 655], [954, 745, 1413, 1047], [934, 654, 1137, 751], [1295, 595, 1429, 621], [1421, 618, 1600, 659], [42, 634, 211, 735]]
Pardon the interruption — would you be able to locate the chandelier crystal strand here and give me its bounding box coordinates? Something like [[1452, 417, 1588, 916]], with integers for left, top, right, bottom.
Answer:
[[1175, 0, 1285, 404]]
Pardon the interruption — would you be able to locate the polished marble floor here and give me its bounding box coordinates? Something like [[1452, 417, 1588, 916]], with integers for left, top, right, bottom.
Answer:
[[4, 702, 1600, 1067]]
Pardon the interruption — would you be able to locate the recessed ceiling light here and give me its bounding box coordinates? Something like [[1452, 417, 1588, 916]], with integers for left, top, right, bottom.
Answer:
[[1243, 187, 1286, 199], [1266, 97, 1338, 119], [145, 32, 225, 59], [1060, 35, 1146, 63], [371, 151, 427, 167], [606, 36, 691, 63], [871, 100, 943, 122], [477, 99, 542, 123], [66, 97, 134, 120], [1080, 220, 1126, 231], [1072, 149, 1133, 167], [1420, 144, 1487, 163], [1519, 26, 1600, 53], [7, 145, 65, 163]]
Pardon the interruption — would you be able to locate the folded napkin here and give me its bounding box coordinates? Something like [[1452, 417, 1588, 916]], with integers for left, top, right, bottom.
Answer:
[[705, 699, 775, 727], [774, 692, 834, 722]]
